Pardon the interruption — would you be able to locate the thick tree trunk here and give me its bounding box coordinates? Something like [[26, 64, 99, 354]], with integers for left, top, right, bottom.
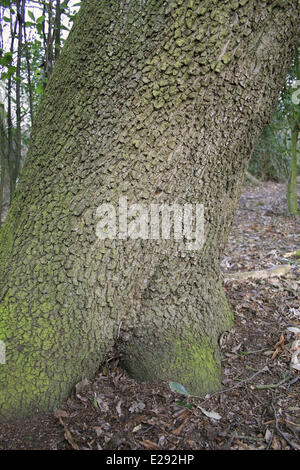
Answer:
[[0, 0, 299, 421]]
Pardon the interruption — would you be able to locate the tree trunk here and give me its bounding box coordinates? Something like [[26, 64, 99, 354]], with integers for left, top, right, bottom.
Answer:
[[287, 127, 299, 215], [0, 0, 299, 422], [287, 48, 299, 216], [54, 0, 61, 61], [0, 115, 10, 226], [15, 0, 23, 193]]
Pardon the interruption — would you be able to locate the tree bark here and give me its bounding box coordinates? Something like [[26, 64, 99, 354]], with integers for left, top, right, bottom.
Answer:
[[54, 0, 61, 61], [0, 115, 10, 226], [287, 48, 299, 216], [0, 0, 299, 421]]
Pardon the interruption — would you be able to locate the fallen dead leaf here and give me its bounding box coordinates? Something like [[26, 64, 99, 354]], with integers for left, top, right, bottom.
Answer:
[[172, 422, 186, 435], [133, 424, 142, 433], [233, 439, 249, 449], [198, 407, 222, 421], [129, 401, 146, 413], [272, 334, 285, 360], [116, 400, 122, 417], [271, 436, 282, 450], [64, 428, 80, 450], [139, 439, 159, 450], [290, 339, 300, 371], [53, 409, 69, 419]]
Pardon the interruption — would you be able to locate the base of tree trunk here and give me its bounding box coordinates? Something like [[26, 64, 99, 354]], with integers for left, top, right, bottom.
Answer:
[[121, 275, 233, 396], [123, 331, 222, 395]]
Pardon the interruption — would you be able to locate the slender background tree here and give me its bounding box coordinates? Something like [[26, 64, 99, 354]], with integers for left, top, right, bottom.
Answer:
[[0, 0, 81, 224], [249, 46, 300, 215]]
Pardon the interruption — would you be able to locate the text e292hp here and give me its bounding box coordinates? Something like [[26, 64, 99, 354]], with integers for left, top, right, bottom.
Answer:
[[150, 454, 194, 465]]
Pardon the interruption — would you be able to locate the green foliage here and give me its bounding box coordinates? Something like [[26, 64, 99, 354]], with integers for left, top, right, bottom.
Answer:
[[169, 381, 190, 395], [249, 48, 300, 188], [0, 0, 83, 212], [249, 115, 290, 182]]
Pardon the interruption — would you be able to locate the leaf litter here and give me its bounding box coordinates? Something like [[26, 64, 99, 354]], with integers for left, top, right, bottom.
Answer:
[[0, 182, 299, 450]]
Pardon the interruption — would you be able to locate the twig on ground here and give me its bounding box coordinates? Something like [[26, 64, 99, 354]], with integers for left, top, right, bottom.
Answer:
[[239, 348, 270, 356], [252, 374, 292, 390], [224, 431, 237, 450], [272, 403, 300, 450], [196, 366, 269, 405], [224, 265, 292, 282]]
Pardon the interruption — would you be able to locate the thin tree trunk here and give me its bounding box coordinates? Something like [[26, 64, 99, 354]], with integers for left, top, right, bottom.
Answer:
[[0, 125, 10, 226], [287, 49, 299, 216], [0, 6, 10, 223], [0, 117, 6, 227], [0, 6, 4, 224], [22, 0, 34, 128], [0, 0, 299, 422], [288, 127, 299, 215], [7, 11, 18, 200], [54, 0, 61, 61], [14, 0, 23, 192], [44, 0, 54, 83]]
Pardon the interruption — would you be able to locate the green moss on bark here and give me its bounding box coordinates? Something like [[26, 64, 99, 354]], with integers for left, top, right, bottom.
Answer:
[[123, 329, 222, 395]]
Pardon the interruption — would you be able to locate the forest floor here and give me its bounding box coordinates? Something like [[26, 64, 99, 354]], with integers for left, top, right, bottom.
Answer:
[[0, 181, 299, 451]]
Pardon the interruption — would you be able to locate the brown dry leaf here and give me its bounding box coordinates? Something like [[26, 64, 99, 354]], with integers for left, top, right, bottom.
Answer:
[[93, 426, 102, 437], [57, 415, 80, 450], [279, 334, 285, 350], [234, 439, 249, 449], [272, 348, 280, 360], [64, 428, 80, 450], [139, 439, 159, 450], [272, 334, 285, 359], [173, 409, 190, 420], [53, 409, 69, 419], [271, 436, 282, 450], [128, 415, 144, 428], [172, 422, 186, 436]]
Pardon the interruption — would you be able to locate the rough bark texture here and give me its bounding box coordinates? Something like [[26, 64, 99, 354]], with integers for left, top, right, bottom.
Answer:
[[0, 0, 299, 421]]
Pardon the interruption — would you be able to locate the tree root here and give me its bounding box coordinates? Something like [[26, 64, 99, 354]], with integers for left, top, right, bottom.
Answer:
[[224, 264, 292, 282]]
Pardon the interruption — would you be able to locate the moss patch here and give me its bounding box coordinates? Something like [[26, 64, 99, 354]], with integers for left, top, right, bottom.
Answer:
[[124, 329, 222, 397]]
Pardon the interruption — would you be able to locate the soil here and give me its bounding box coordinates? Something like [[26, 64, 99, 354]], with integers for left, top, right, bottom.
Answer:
[[0, 181, 299, 451]]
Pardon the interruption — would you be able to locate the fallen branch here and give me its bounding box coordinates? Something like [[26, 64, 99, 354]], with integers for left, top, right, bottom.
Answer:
[[224, 264, 292, 282], [283, 250, 300, 259], [196, 366, 269, 405], [245, 171, 261, 186], [57, 416, 80, 450], [252, 375, 291, 390], [272, 404, 300, 450]]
